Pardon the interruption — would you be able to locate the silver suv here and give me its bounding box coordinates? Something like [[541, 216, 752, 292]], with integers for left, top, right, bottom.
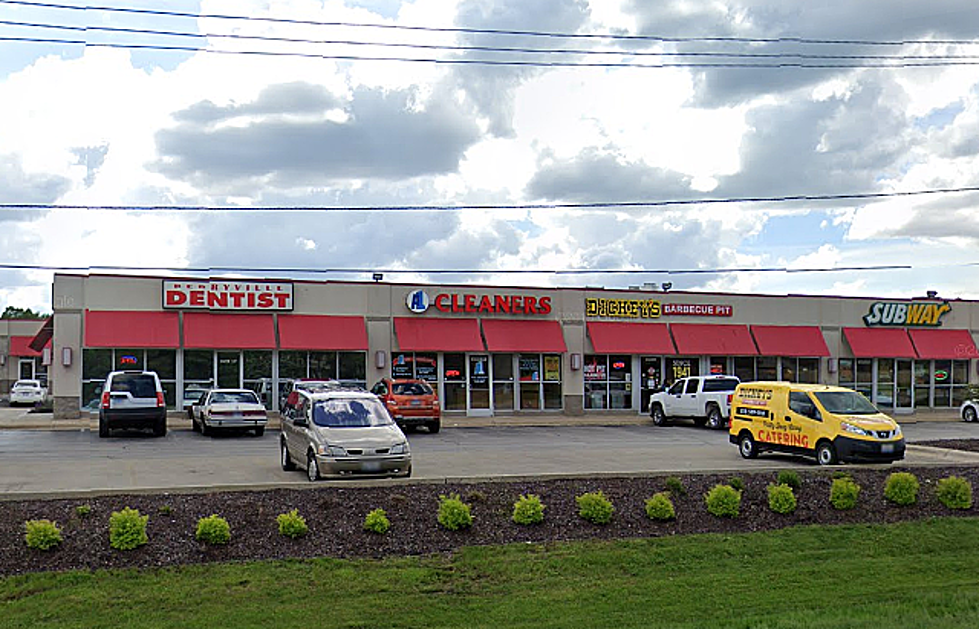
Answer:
[[98, 370, 167, 438], [279, 388, 411, 481]]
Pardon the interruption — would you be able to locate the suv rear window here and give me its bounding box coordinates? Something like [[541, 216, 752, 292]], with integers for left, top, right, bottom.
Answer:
[[703, 378, 739, 392], [111, 374, 157, 398], [392, 382, 433, 396]]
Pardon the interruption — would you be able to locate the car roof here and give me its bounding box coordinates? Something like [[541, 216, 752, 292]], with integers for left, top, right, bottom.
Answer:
[[303, 389, 378, 402], [737, 381, 852, 393], [207, 388, 255, 394]]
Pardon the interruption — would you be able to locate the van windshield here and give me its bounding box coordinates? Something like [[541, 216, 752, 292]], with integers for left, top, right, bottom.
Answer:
[[312, 398, 393, 428], [813, 391, 880, 415]]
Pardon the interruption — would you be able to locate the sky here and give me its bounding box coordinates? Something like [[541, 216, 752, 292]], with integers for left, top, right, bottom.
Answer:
[[2, 0, 979, 313]]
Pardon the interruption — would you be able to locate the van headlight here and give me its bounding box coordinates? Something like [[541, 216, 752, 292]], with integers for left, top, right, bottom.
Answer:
[[318, 445, 347, 456], [841, 422, 872, 437], [893, 425, 902, 437], [390, 442, 409, 455]]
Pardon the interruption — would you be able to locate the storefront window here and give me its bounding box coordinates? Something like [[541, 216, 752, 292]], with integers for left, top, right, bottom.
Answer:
[[493, 354, 514, 411], [146, 350, 176, 380], [338, 352, 366, 387], [914, 361, 929, 408], [443, 353, 465, 411], [516, 353, 561, 410], [278, 351, 306, 380], [391, 352, 438, 382], [584, 355, 631, 410], [115, 348, 143, 371], [876, 360, 895, 407], [781, 359, 796, 383], [310, 352, 338, 380], [543, 354, 562, 410], [757, 356, 777, 381], [708, 357, 728, 375], [733, 357, 755, 383], [665, 357, 698, 385], [243, 351, 271, 395], [82, 349, 112, 381], [797, 358, 819, 384], [184, 350, 214, 385]]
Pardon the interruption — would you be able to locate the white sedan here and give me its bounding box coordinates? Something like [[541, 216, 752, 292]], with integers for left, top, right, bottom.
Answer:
[[961, 399, 979, 423], [191, 388, 267, 437], [9, 379, 46, 407]]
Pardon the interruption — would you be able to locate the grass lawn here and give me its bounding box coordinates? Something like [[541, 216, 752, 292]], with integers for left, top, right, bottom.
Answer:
[[3, 517, 979, 628]]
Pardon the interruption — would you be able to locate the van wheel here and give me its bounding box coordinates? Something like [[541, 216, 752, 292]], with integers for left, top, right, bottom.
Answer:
[[816, 441, 838, 466], [306, 451, 320, 482], [280, 440, 295, 471], [706, 405, 724, 430], [738, 433, 758, 459], [964, 406, 977, 422], [651, 405, 668, 427]]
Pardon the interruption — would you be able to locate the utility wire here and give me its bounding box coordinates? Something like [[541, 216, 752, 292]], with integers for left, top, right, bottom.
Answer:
[[2, 0, 978, 47], [4, 18, 979, 62], [8, 35, 979, 69], [5, 186, 979, 213]]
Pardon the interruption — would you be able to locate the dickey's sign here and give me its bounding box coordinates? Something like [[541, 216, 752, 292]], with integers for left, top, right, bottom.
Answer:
[[862, 301, 951, 327], [163, 280, 294, 311], [584, 297, 733, 320]]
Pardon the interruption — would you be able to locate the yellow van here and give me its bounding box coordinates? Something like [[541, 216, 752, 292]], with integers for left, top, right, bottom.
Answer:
[[729, 382, 905, 465]]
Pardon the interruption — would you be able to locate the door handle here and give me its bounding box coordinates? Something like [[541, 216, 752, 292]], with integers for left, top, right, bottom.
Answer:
[[784, 416, 792, 422]]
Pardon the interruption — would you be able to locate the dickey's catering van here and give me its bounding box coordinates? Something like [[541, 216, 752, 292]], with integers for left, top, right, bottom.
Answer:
[[729, 382, 905, 466]]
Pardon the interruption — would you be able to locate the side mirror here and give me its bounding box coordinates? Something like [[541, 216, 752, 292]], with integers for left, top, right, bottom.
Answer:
[[293, 416, 308, 427]]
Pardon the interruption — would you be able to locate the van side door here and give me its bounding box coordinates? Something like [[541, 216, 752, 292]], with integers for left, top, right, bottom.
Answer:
[[786, 391, 822, 454]]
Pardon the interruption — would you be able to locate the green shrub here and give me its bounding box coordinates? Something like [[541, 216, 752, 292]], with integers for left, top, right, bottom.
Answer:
[[437, 494, 473, 531], [830, 478, 861, 510], [512, 494, 546, 525], [158, 505, 172, 516], [24, 519, 63, 551], [831, 471, 852, 480], [776, 470, 802, 490], [936, 476, 973, 510], [728, 476, 745, 492], [109, 507, 149, 551], [768, 483, 797, 515], [75, 504, 92, 518], [276, 509, 309, 539], [644, 492, 676, 521], [364, 508, 391, 534], [705, 484, 741, 518], [884, 472, 920, 506], [576, 491, 614, 525], [664, 476, 686, 496], [195, 514, 231, 545]]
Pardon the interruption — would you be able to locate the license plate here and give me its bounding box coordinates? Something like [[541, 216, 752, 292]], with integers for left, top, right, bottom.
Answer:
[[410, 400, 421, 406], [363, 461, 381, 472], [881, 444, 894, 453]]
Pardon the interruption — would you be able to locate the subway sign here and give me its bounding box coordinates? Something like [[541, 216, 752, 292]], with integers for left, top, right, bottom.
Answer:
[[163, 280, 294, 311], [862, 301, 950, 327], [406, 289, 551, 315]]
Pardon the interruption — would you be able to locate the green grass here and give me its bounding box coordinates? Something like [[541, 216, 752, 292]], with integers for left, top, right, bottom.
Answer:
[[3, 518, 979, 628]]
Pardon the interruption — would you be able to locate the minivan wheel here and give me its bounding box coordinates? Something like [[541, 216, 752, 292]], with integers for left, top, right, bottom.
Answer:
[[651, 405, 668, 427], [739, 433, 758, 459], [964, 406, 977, 423], [706, 405, 723, 430], [816, 441, 838, 466], [306, 451, 320, 482], [280, 440, 295, 471]]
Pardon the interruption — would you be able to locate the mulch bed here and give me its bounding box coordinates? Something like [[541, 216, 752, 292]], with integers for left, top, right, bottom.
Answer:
[[3, 463, 979, 578]]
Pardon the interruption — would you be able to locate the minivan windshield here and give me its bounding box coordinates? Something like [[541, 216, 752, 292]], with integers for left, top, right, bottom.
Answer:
[[813, 391, 880, 415], [312, 398, 394, 428]]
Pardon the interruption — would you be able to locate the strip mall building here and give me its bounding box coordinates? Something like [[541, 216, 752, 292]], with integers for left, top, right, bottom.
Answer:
[[7, 273, 979, 420]]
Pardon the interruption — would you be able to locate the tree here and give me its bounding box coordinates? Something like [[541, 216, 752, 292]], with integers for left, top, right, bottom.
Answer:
[[1, 306, 48, 319]]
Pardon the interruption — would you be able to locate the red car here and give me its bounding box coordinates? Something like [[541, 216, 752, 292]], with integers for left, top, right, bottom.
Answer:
[[370, 378, 441, 433]]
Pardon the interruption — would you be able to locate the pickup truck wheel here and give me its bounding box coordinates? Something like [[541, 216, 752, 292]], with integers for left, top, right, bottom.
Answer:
[[964, 406, 977, 422], [651, 405, 668, 427], [706, 405, 724, 430], [816, 441, 838, 466], [306, 451, 320, 482], [280, 440, 295, 471], [738, 432, 758, 459]]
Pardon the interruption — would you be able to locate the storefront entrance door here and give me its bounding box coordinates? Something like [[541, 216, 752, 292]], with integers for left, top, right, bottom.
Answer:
[[468, 354, 491, 416], [895, 359, 913, 411], [217, 352, 240, 388], [19, 359, 34, 380]]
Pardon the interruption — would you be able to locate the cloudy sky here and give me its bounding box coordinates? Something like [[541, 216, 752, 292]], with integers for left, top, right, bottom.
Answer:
[[2, 0, 979, 313]]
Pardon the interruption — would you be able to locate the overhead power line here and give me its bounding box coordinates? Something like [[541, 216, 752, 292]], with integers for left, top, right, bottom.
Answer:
[[4, 18, 979, 62], [2, 0, 979, 48], [5, 186, 979, 213], [8, 35, 979, 69]]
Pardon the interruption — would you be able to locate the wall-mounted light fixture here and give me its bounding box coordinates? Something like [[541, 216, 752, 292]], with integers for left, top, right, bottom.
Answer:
[[375, 350, 386, 369], [42, 348, 51, 366], [0, 354, 5, 366], [62, 347, 73, 367], [570, 353, 582, 370]]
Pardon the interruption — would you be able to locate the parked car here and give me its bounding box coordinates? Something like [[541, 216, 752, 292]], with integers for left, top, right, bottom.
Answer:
[[280, 379, 348, 416], [98, 371, 167, 438], [182, 386, 209, 418], [9, 379, 46, 406], [962, 398, 979, 422], [191, 388, 267, 437], [649, 375, 740, 429], [370, 378, 441, 433], [279, 388, 411, 481]]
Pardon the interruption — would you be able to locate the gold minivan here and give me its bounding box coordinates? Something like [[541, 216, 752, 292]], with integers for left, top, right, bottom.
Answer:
[[729, 382, 905, 465]]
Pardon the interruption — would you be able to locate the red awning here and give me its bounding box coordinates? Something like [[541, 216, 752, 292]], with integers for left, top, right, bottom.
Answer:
[[28, 316, 53, 352], [9, 335, 49, 356], [183, 312, 275, 349], [750, 325, 830, 357], [482, 320, 567, 353], [394, 317, 485, 352], [84, 310, 180, 348], [842, 327, 916, 358], [670, 323, 758, 356], [909, 328, 979, 360], [587, 322, 675, 354], [278, 315, 368, 350]]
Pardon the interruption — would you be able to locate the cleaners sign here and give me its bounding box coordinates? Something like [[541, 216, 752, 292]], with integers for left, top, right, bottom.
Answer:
[[862, 301, 951, 327], [163, 281, 294, 311]]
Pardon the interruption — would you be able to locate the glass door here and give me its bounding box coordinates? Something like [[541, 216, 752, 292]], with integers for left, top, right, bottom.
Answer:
[[468, 354, 491, 415], [217, 351, 240, 388], [896, 359, 913, 410], [19, 359, 34, 380], [640, 357, 662, 415]]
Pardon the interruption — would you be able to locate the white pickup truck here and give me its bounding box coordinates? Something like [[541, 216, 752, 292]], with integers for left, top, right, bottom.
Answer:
[[648, 375, 740, 430]]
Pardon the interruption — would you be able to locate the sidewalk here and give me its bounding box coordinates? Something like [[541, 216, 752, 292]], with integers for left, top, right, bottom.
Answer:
[[0, 406, 964, 431]]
